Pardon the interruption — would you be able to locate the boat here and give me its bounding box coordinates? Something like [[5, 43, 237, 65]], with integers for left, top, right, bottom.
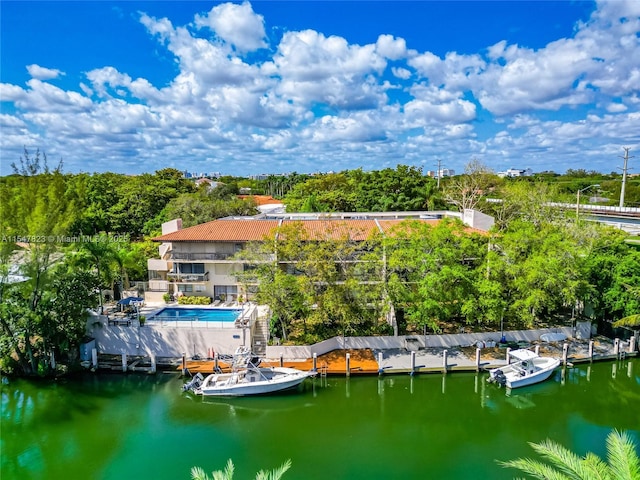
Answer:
[[487, 349, 560, 389], [182, 347, 316, 397]]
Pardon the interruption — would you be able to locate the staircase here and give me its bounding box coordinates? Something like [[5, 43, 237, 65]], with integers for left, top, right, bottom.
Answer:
[[252, 317, 269, 357]]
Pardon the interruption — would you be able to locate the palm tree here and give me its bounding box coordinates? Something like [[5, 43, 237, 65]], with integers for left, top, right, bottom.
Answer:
[[191, 459, 291, 480], [500, 429, 640, 479]]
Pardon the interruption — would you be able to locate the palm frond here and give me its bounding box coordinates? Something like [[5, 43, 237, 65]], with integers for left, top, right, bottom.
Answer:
[[191, 466, 210, 480], [530, 439, 591, 479], [605, 430, 640, 480], [255, 459, 292, 480], [499, 457, 572, 480], [211, 459, 235, 480], [612, 314, 640, 328], [581, 452, 612, 480]]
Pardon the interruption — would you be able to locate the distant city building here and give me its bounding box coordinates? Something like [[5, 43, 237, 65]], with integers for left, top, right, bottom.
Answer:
[[498, 168, 534, 178], [427, 169, 455, 178], [249, 173, 290, 181]]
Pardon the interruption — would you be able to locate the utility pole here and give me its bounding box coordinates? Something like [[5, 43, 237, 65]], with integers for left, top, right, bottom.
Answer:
[[436, 158, 442, 189], [619, 147, 633, 208]]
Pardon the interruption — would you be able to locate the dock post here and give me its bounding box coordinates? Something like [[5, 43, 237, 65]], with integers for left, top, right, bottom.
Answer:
[[280, 354, 284, 368], [475, 348, 481, 372], [410, 351, 416, 376], [534, 345, 540, 356], [182, 354, 186, 376], [313, 353, 317, 372], [378, 351, 384, 375], [122, 353, 127, 373], [629, 334, 637, 354], [150, 354, 156, 374], [442, 349, 448, 374], [614, 338, 620, 358], [562, 343, 569, 366], [589, 340, 594, 361], [506, 347, 511, 364], [91, 348, 98, 370], [214, 353, 219, 372], [346, 353, 351, 377]]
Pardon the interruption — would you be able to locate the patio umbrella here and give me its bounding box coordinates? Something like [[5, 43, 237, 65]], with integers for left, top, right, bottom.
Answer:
[[118, 296, 144, 305]]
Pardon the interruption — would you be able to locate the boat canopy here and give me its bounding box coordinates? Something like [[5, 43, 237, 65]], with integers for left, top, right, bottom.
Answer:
[[509, 349, 538, 361]]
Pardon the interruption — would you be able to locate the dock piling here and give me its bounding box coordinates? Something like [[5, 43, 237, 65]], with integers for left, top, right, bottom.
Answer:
[[313, 353, 317, 372], [91, 348, 98, 370], [628, 335, 637, 354], [589, 340, 594, 362], [475, 348, 481, 372], [122, 353, 127, 373], [562, 343, 569, 366], [182, 354, 186, 376], [506, 347, 511, 364], [214, 353, 219, 372], [410, 351, 416, 376], [346, 353, 351, 377], [150, 354, 156, 374], [377, 351, 384, 375], [534, 345, 540, 356], [614, 338, 620, 359], [280, 354, 284, 367], [442, 349, 448, 374]]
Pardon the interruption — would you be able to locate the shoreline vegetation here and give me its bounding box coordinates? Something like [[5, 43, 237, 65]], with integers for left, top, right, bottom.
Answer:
[[1, 155, 639, 378]]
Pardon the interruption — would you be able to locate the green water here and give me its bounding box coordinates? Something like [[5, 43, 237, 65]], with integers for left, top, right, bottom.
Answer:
[[2, 360, 639, 480]]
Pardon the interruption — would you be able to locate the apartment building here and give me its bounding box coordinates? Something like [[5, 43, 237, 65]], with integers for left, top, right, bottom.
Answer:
[[145, 210, 493, 304]]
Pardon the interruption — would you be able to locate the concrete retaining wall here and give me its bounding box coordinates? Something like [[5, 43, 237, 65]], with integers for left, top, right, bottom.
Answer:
[[266, 326, 576, 360], [89, 312, 576, 361], [87, 316, 249, 357]]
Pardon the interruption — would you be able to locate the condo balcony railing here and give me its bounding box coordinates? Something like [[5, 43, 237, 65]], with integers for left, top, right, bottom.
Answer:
[[167, 272, 209, 282], [170, 252, 235, 261]]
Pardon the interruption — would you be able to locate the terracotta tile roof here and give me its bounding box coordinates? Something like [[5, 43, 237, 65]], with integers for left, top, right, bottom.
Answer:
[[153, 219, 280, 242], [237, 195, 284, 206], [281, 219, 381, 241], [153, 217, 486, 243]]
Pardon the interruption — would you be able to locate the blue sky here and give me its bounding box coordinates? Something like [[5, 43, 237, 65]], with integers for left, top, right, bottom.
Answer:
[[1, 1, 639, 177]]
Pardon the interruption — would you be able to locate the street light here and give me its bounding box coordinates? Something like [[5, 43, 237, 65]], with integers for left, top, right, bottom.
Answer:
[[576, 184, 600, 222]]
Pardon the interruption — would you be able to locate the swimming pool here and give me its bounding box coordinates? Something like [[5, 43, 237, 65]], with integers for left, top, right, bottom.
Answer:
[[149, 307, 242, 323]]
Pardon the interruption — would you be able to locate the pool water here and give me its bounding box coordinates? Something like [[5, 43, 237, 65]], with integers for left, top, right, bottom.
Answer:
[[149, 307, 241, 322]]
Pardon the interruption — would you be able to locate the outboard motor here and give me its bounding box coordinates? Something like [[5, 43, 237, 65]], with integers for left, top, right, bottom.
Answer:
[[493, 369, 507, 387], [182, 372, 204, 392]]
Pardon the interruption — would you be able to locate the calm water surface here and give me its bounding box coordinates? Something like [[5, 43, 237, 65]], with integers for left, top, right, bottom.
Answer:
[[2, 359, 639, 479]]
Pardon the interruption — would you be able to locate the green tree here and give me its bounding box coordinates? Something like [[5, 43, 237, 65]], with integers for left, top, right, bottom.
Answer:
[[385, 219, 484, 332], [500, 430, 640, 480], [234, 221, 386, 343], [0, 255, 99, 375]]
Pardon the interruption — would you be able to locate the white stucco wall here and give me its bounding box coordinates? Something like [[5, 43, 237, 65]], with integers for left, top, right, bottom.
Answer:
[[87, 318, 248, 357]]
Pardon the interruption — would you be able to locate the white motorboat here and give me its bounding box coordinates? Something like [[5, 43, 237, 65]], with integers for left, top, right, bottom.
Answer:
[[487, 349, 560, 389], [183, 347, 316, 397]]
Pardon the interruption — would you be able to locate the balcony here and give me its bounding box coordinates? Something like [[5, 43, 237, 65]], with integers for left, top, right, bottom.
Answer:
[[148, 280, 169, 292], [167, 272, 209, 283], [170, 252, 235, 261], [147, 259, 169, 271], [170, 252, 276, 262]]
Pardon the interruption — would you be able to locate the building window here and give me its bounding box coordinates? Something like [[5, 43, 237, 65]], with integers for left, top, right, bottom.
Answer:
[[178, 284, 193, 293], [149, 270, 162, 280], [176, 263, 205, 274], [194, 284, 206, 292], [214, 285, 238, 299]]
